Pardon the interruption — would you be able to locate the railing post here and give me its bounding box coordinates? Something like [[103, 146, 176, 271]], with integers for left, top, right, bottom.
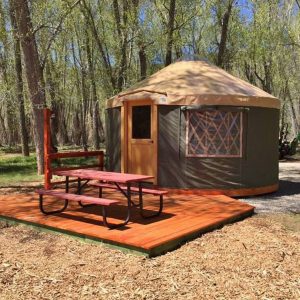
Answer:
[[99, 151, 104, 170], [44, 108, 52, 189]]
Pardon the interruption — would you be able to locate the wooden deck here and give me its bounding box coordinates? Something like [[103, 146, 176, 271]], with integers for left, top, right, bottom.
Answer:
[[0, 188, 254, 256]]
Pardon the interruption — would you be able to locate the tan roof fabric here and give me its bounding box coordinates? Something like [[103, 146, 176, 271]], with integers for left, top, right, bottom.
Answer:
[[107, 61, 280, 109]]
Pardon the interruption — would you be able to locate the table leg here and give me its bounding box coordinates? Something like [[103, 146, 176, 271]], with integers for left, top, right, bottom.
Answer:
[[39, 193, 69, 215], [138, 182, 143, 214], [127, 183, 132, 211], [77, 178, 81, 194], [76, 179, 89, 194], [66, 176, 69, 193], [138, 182, 163, 219], [113, 182, 138, 206], [102, 182, 131, 229], [77, 178, 94, 208], [39, 177, 69, 214]]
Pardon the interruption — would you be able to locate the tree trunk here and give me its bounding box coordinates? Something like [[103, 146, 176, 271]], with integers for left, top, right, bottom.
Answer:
[[72, 112, 82, 146], [254, 59, 273, 94], [71, 39, 84, 147], [9, 2, 30, 156], [0, 1, 16, 147], [81, 0, 116, 91], [12, 0, 46, 174], [80, 68, 89, 152], [131, 0, 146, 80], [165, 0, 176, 66], [74, 30, 89, 151], [86, 29, 104, 148], [286, 85, 299, 137], [216, 1, 233, 69], [113, 0, 128, 91], [244, 62, 256, 85], [138, 44, 147, 80], [0, 112, 8, 145], [58, 105, 70, 145], [45, 61, 59, 147]]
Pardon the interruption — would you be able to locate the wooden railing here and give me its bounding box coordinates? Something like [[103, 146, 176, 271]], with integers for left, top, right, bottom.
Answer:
[[44, 108, 104, 189]]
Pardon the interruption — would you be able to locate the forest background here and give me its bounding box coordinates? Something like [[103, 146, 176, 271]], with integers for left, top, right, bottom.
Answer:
[[0, 0, 299, 173]]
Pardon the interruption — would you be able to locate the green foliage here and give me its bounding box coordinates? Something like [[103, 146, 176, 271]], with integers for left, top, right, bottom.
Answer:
[[0, 0, 299, 151]]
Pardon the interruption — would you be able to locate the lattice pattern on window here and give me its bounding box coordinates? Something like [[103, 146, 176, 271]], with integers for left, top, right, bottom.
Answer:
[[186, 110, 243, 157]]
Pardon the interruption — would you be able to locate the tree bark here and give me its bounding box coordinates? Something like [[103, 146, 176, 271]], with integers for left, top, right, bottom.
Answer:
[[254, 59, 273, 94], [81, 0, 116, 91], [216, 1, 233, 69], [73, 29, 88, 151], [71, 39, 83, 147], [113, 0, 128, 91], [9, 2, 30, 156], [286, 84, 299, 137], [138, 43, 147, 80], [0, 1, 16, 147], [12, 0, 46, 174], [86, 29, 104, 148], [131, 0, 146, 80], [165, 0, 176, 66], [45, 61, 59, 147]]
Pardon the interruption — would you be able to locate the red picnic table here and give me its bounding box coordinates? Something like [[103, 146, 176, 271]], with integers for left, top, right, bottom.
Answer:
[[37, 169, 167, 229]]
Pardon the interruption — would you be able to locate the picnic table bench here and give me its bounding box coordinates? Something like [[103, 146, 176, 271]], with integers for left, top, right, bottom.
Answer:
[[88, 181, 167, 218], [36, 189, 120, 228], [36, 169, 167, 229]]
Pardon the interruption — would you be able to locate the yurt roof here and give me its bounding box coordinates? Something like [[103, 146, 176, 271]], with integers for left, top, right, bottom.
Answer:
[[107, 60, 280, 109]]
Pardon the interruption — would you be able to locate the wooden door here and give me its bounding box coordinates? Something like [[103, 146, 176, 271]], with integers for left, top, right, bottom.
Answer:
[[126, 101, 157, 183]]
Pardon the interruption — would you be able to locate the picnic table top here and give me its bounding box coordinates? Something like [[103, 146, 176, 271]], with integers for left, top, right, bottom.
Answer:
[[53, 169, 154, 184]]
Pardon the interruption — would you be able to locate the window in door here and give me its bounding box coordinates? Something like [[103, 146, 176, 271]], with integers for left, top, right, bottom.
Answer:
[[132, 105, 151, 139]]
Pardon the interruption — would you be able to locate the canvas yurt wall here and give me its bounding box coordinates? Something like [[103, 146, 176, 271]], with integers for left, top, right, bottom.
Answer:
[[105, 61, 280, 196]]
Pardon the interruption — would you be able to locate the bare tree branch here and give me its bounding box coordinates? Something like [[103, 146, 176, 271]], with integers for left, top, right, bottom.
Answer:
[[41, 0, 81, 70]]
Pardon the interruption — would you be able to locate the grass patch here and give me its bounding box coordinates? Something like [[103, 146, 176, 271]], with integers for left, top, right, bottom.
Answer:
[[0, 154, 42, 185], [0, 151, 99, 187]]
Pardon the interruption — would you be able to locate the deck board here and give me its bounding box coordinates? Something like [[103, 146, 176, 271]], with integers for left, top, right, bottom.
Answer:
[[0, 189, 254, 256]]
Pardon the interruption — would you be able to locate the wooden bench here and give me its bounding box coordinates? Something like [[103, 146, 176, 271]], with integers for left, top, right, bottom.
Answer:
[[36, 189, 128, 229], [88, 182, 167, 195], [88, 182, 167, 218]]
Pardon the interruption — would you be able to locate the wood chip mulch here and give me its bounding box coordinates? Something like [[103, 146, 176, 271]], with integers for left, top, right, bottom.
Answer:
[[0, 214, 299, 300]]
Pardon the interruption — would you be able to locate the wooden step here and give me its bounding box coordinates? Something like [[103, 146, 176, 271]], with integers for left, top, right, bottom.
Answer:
[[88, 182, 168, 195], [36, 189, 119, 206]]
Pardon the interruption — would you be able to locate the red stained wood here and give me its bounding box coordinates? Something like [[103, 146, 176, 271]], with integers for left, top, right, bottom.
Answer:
[[49, 151, 103, 159], [36, 189, 119, 206], [43, 108, 104, 189], [0, 190, 254, 255], [53, 169, 154, 183], [89, 182, 168, 195], [51, 165, 101, 172], [44, 109, 52, 189]]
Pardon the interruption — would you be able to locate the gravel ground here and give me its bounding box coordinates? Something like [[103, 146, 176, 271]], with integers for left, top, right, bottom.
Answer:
[[240, 161, 300, 214]]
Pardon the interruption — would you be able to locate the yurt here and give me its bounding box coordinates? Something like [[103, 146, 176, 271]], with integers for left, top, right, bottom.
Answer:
[[106, 60, 280, 196]]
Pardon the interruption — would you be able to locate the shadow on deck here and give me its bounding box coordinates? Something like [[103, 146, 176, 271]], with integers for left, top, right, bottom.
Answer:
[[0, 189, 254, 257]]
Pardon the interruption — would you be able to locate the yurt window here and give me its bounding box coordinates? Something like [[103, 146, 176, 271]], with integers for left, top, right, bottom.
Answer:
[[186, 110, 243, 157], [132, 105, 151, 139]]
